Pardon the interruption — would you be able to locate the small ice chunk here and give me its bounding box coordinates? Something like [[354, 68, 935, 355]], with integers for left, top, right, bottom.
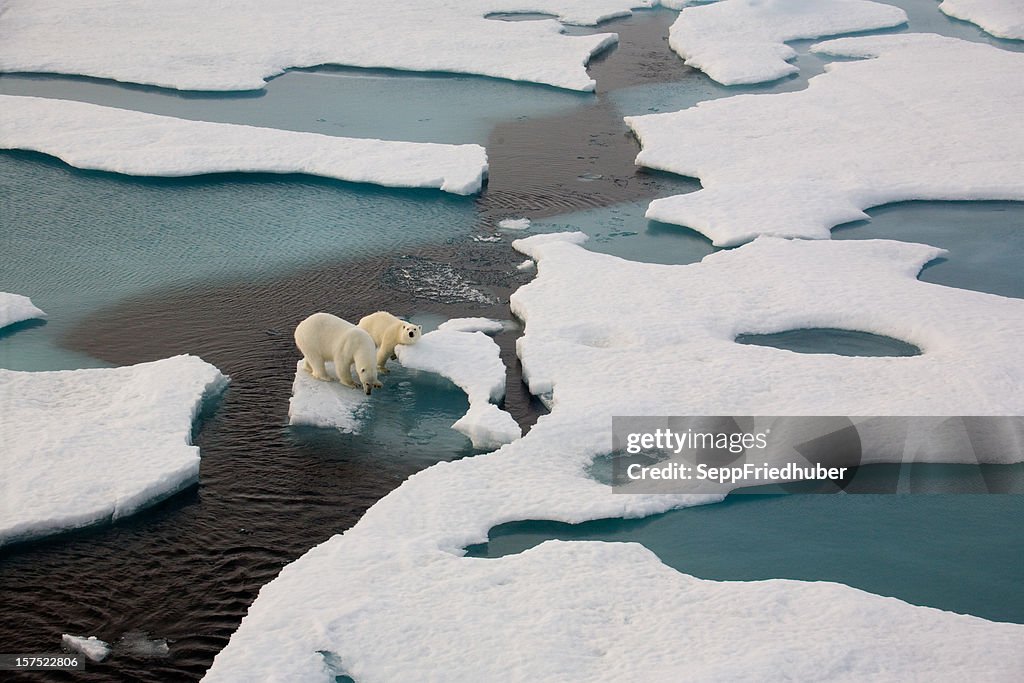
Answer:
[[288, 360, 370, 433], [517, 259, 536, 272], [116, 630, 170, 658], [397, 320, 520, 449], [472, 235, 503, 242], [0, 291, 45, 330], [498, 217, 532, 231], [452, 403, 523, 451], [62, 634, 110, 662]]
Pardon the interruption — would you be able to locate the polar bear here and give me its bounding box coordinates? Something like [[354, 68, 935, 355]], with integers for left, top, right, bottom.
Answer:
[[358, 311, 423, 373], [294, 312, 382, 395]]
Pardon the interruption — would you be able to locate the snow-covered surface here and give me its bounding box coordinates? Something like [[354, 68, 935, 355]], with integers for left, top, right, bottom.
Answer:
[[437, 317, 507, 334], [940, 0, 1024, 40], [0, 292, 46, 330], [288, 361, 370, 433], [668, 0, 907, 84], [498, 217, 532, 231], [0, 1, 656, 92], [206, 234, 1024, 681], [62, 634, 110, 663], [397, 319, 520, 449], [0, 95, 488, 194], [626, 33, 1024, 245], [0, 355, 227, 547]]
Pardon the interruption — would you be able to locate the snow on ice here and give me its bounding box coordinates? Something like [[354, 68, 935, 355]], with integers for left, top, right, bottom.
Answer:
[[204, 234, 1024, 680], [0, 355, 227, 546], [0, 0, 656, 92], [1, 95, 488, 194], [0, 292, 45, 330], [668, 0, 907, 85], [398, 319, 520, 449], [626, 34, 1024, 245], [288, 360, 371, 433]]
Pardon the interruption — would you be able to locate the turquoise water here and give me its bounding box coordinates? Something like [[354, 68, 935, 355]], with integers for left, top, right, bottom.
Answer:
[[0, 151, 478, 370], [736, 328, 922, 357], [0, 67, 588, 146], [526, 197, 712, 265], [526, 198, 1024, 302], [288, 366, 480, 465], [834, 201, 1024, 300], [466, 491, 1024, 624]]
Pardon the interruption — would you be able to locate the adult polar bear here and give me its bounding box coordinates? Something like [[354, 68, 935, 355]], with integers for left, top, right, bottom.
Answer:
[[358, 311, 422, 373], [295, 312, 382, 395]]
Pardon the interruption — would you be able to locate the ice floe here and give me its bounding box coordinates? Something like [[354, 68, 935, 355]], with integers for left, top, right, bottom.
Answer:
[[0, 291, 45, 330], [62, 634, 110, 663], [498, 217, 532, 231], [626, 33, 1024, 245], [0, 0, 655, 92], [206, 234, 1024, 680], [668, 0, 907, 85], [398, 319, 520, 449], [436, 317, 509, 334], [940, 0, 1024, 40], [0, 95, 488, 194], [288, 361, 370, 433], [0, 355, 227, 546]]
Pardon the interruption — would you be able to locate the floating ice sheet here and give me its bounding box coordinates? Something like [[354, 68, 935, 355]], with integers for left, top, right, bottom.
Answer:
[[626, 34, 1024, 245], [0, 0, 655, 92], [498, 217, 532, 231], [206, 234, 1024, 680], [288, 361, 370, 433], [0, 95, 488, 194], [940, 0, 1024, 40], [0, 292, 45, 330], [668, 0, 907, 84], [0, 355, 227, 546], [61, 635, 110, 663], [398, 319, 520, 449]]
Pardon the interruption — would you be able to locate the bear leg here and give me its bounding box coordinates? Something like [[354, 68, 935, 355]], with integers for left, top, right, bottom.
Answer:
[[376, 343, 393, 372], [305, 356, 331, 382], [333, 354, 357, 387]]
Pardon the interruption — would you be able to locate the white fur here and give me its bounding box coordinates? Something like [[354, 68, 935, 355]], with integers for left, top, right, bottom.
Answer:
[[358, 311, 423, 373], [294, 312, 382, 395]]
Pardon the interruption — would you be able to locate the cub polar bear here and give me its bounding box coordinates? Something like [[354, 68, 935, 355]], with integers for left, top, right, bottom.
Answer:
[[294, 312, 382, 395], [358, 311, 422, 373]]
